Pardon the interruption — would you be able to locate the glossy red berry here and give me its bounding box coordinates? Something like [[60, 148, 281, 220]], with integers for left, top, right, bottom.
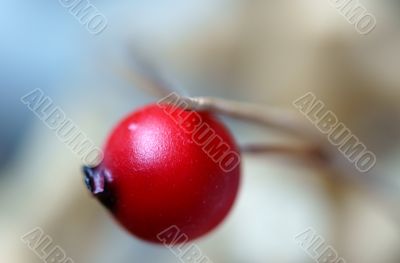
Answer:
[[83, 102, 241, 243]]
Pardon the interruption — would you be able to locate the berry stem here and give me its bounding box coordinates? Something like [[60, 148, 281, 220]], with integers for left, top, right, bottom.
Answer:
[[117, 59, 400, 225]]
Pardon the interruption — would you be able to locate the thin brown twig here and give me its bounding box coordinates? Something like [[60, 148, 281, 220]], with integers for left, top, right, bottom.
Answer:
[[241, 143, 326, 159], [113, 60, 175, 98], [117, 59, 400, 226], [115, 55, 321, 141], [181, 96, 321, 141]]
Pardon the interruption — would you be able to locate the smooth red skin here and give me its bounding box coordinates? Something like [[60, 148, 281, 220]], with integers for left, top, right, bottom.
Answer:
[[98, 104, 240, 243]]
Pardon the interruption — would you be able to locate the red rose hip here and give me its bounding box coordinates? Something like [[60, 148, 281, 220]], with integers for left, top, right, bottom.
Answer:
[[83, 102, 241, 243]]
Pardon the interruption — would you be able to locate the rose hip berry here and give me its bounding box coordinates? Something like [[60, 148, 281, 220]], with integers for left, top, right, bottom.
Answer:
[[83, 103, 241, 243]]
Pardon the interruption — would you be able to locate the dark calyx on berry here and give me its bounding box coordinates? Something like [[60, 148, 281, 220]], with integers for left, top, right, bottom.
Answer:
[[83, 165, 116, 211]]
